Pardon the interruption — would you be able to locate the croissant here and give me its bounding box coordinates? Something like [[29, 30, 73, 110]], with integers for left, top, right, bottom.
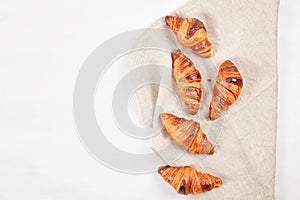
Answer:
[[158, 165, 222, 195], [171, 49, 202, 115], [165, 16, 213, 58], [160, 113, 214, 154], [209, 60, 243, 120]]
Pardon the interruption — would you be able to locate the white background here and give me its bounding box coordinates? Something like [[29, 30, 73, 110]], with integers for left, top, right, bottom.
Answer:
[[0, 0, 299, 199]]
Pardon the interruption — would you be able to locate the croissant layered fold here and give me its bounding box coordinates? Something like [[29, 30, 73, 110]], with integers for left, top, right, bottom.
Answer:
[[160, 113, 214, 154], [165, 16, 214, 58], [172, 49, 202, 115], [158, 166, 222, 195], [209, 60, 243, 120]]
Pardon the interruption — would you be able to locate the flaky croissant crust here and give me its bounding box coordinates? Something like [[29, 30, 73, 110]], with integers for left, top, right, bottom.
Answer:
[[160, 113, 214, 154], [209, 60, 243, 120], [158, 165, 222, 195], [172, 49, 202, 115], [166, 16, 214, 58]]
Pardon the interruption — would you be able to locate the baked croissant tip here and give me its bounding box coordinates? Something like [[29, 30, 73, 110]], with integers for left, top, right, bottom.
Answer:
[[165, 16, 169, 22], [158, 165, 170, 174], [209, 114, 216, 120], [209, 106, 217, 120], [213, 177, 223, 187], [200, 49, 214, 58], [171, 49, 182, 61], [208, 148, 215, 155], [159, 113, 167, 120], [165, 16, 173, 26], [172, 49, 181, 53], [209, 49, 214, 57], [190, 111, 198, 115]]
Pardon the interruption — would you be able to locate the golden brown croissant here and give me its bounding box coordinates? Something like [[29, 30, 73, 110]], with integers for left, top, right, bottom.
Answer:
[[158, 165, 222, 195], [209, 60, 243, 120], [172, 49, 202, 115], [165, 16, 213, 58], [160, 113, 214, 154]]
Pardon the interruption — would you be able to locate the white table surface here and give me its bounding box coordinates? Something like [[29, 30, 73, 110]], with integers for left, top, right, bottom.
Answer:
[[0, 0, 299, 199]]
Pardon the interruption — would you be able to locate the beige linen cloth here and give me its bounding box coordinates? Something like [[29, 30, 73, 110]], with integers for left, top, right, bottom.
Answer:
[[128, 0, 279, 199]]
